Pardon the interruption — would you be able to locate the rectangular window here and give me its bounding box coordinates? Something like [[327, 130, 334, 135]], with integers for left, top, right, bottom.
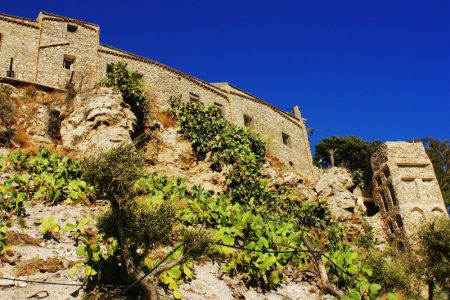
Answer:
[[67, 24, 78, 32], [132, 72, 143, 80], [106, 63, 114, 74], [282, 132, 291, 147], [189, 92, 200, 102], [243, 114, 253, 127], [214, 102, 224, 117], [63, 54, 75, 70]]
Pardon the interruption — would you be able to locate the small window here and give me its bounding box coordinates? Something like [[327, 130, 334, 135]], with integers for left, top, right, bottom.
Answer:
[[396, 214, 404, 228], [214, 102, 224, 117], [132, 72, 143, 80], [282, 132, 291, 147], [289, 161, 294, 167], [106, 63, 114, 74], [67, 24, 78, 32], [63, 54, 75, 70], [189, 92, 200, 102], [387, 221, 394, 233], [243, 114, 253, 127]]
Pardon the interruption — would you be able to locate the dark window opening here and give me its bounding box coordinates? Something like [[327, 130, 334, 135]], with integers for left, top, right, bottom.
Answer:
[[289, 161, 294, 167], [282, 132, 291, 147], [388, 182, 398, 206], [214, 102, 224, 117], [67, 24, 78, 32], [383, 166, 391, 179], [380, 190, 389, 211], [63, 55, 75, 70], [189, 92, 200, 102], [388, 221, 394, 233], [7, 57, 14, 78], [396, 214, 403, 228], [376, 176, 383, 187], [106, 63, 114, 74], [365, 202, 379, 217], [132, 72, 143, 80], [243, 114, 253, 127]]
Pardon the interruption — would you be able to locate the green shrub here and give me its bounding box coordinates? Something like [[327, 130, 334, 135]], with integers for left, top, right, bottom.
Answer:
[[101, 62, 149, 133], [0, 85, 15, 145], [365, 250, 413, 296]]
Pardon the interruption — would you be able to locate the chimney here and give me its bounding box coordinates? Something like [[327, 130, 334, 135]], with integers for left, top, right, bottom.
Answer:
[[292, 105, 302, 120]]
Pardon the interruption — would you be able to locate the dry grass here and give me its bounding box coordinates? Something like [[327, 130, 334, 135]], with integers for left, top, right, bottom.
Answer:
[[155, 111, 177, 128], [6, 231, 42, 246], [14, 257, 72, 276]]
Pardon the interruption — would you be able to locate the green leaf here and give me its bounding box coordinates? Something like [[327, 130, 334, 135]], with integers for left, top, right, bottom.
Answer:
[[76, 245, 86, 256], [168, 268, 182, 279], [173, 290, 182, 299], [361, 264, 373, 276], [347, 264, 358, 274], [369, 283, 381, 295], [67, 265, 79, 276], [387, 292, 398, 300]]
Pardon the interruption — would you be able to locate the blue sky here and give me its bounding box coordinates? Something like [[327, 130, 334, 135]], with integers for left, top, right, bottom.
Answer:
[[2, 0, 449, 147]]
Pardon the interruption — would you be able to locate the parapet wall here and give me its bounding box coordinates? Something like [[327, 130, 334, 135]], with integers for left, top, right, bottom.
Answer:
[[371, 142, 447, 248], [0, 11, 317, 180]]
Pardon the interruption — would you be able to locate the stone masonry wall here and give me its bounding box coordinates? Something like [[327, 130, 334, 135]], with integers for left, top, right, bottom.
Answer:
[[371, 142, 447, 248], [35, 15, 99, 88], [214, 83, 316, 179], [0, 14, 39, 81], [97, 46, 229, 114], [0, 11, 317, 180]]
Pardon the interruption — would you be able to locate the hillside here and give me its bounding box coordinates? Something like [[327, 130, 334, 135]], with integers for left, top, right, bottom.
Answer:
[[0, 69, 448, 300]]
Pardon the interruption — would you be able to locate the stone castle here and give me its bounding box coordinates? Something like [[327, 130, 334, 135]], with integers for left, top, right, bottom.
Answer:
[[0, 11, 316, 179], [1, 12, 447, 247]]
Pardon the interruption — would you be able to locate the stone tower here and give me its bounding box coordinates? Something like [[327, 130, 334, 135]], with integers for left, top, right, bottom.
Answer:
[[371, 142, 447, 248]]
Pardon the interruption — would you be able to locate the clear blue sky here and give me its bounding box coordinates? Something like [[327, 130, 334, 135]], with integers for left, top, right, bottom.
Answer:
[[2, 0, 449, 148]]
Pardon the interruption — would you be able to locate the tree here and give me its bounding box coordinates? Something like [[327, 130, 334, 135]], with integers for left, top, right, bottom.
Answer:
[[408, 217, 450, 300], [314, 136, 381, 185], [81, 144, 211, 299], [421, 137, 450, 206]]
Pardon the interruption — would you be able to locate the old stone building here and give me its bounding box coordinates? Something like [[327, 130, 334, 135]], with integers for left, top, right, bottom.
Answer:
[[371, 142, 447, 248], [0, 11, 316, 179]]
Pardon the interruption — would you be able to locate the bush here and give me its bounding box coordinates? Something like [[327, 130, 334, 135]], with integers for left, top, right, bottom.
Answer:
[[81, 143, 143, 200], [0, 85, 15, 145], [101, 62, 149, 134], [365, 250, 413, 296]]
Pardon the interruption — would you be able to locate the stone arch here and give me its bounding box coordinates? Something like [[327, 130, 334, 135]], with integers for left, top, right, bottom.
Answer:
[[431, 207, 445, 216], [409, 207, 425, 225]]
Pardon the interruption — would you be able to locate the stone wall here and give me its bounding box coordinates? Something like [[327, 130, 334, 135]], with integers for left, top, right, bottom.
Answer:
[[214, 83, 316, 179], [97, 45, 229, 112], [0, 11, 317, 180], [371, 142, 447, 248], [35, 14, 99, 88], [0, 14, 40, 81]]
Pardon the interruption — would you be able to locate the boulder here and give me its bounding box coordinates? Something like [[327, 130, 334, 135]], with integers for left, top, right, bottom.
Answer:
[[60, 87, 136, 153], [315, 167, 357, 221], [314, 167, 354, 197]]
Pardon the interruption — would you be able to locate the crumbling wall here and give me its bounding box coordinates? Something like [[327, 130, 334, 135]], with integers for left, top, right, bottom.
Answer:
[[371, 142, 447, 248]]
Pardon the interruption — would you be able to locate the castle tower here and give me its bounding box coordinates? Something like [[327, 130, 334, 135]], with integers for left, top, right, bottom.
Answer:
[[371, 142, 447, 248]]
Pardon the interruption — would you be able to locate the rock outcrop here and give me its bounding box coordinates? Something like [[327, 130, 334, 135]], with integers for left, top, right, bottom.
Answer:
[[60, 87, 136, 152], [315, 167, 358, 221]]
